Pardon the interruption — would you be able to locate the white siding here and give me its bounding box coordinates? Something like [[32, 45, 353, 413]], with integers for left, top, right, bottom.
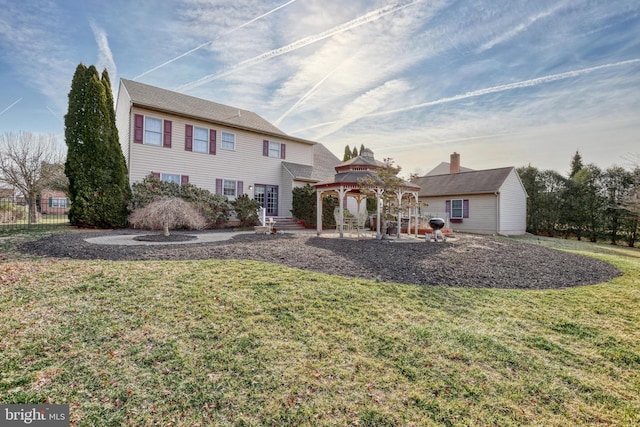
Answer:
[[419, 195, 498, 234], [497, 169, 527, 235], [126, 107, 314, 216], [115, 83, 132, 167]]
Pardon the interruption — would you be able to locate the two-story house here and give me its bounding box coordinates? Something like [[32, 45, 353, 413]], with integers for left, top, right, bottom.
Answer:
[[115, 79, 339, 219]]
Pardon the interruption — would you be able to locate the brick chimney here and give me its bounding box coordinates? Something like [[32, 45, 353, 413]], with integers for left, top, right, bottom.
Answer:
[[450, 152, 460, 174]]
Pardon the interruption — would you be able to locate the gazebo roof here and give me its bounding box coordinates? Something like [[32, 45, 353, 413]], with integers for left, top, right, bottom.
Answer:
[[314, 149, 419, 192]]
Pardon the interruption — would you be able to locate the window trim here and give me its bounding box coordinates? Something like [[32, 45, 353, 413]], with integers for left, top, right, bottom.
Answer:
[[193, 126, 209, 153], [144, 116, 163, 146], [221, 131, 236, 151], [450, 199, 464, 219], [268, 141, 281, 158], [160, 173, 181, 185], [223, 179, 238, 198], [50, 197, 68, 208]]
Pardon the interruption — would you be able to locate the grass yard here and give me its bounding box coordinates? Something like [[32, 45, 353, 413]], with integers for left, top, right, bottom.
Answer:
[[0, 232, 639, 426]]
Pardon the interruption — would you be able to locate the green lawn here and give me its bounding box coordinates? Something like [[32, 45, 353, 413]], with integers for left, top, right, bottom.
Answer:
[[1, 232, 639, 426]]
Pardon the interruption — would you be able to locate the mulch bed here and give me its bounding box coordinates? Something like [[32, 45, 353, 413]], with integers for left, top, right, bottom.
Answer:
[[18, 230, 621, 289]]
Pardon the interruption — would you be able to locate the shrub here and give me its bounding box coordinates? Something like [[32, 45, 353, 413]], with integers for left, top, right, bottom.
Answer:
[[231, 194, 261, 227], [291, 184, 338, 228], [128, 197, 206, 236], [130, 174, 231, 228]]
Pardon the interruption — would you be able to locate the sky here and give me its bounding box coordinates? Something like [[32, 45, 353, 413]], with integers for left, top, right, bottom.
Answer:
[[1, 0, 639, 177]]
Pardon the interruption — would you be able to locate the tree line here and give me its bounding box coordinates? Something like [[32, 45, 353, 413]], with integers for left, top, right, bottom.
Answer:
[[517, 151, 640, 247]]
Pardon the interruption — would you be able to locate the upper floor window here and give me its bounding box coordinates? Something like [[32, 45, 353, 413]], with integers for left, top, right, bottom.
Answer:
[[269, 141, 281, 158], [263, 140, 286, 159], [193, 127, 209, 153], [144, 117, 162, 146], [221, 132, 235, 150]]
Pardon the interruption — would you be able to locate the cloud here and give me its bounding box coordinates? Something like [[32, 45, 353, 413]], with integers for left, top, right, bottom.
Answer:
[[292, 58, 640, 135], [476, 3, 566, 53], [0, 0, 73, 110], [175, 0, 425, 92], [90, 21, 117, 85], [133, 0, 299, 80]]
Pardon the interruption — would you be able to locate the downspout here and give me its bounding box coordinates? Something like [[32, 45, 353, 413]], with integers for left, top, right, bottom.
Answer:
[[495, 191, 500, 235]]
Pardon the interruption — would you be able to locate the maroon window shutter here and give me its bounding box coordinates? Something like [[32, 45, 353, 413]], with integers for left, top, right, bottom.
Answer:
[[181, 175, 189, 185], [280, 143, 286, 159], [185, 125, 193, 151], [463, 199, 469, 218], [209, 129, 217, 155], [152, 172, 160, 180], [215, 178, 223, 195], [445, 200, 451, 216], [163, 120, 172, 148], [237, 181, 243, 195], [134, 114, 143, 143], [263, 140, 269, 157]]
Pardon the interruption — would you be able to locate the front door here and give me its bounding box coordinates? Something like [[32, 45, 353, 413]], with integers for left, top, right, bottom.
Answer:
[[254, 185, 278, 216]]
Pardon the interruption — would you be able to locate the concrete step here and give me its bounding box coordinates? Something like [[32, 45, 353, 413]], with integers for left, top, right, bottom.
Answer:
[[268, 217, 307, 231]]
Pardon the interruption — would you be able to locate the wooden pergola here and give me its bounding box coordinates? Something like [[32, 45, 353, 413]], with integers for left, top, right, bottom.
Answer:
[[314, 149, 421, 238]]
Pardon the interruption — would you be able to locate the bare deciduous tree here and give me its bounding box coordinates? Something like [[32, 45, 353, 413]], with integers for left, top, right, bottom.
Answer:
[[0, 131, 66, 223]]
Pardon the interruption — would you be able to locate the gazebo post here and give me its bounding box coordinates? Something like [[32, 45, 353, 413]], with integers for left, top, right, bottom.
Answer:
[[316, 189, 323, 236], [396, 191, 403, 239], [338, 186, 347, 238], [414, 193, 419, 237], [375, 188, 383, 239]]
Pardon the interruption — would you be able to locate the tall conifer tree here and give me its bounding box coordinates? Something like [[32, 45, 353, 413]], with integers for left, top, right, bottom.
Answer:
[[64, 64, 131, 227]]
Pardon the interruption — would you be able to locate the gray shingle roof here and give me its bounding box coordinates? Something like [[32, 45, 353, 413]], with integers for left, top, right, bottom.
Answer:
[[120, 78, 314, 145], [426, 162, 474, 176], [412, 167, 515, 197], [282, 144, 341, 182]]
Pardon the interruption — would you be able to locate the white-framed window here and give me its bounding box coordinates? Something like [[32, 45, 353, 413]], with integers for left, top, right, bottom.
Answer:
[[451, 199, 463, 219], [269, 141, 281, 158], [144, 117, 162, 145], [50, 198, 68, 208], [223, 179, 237, 197], [161, 173, 181, 185], [221, 131, 235, 150], [193, 127, 208, 153]]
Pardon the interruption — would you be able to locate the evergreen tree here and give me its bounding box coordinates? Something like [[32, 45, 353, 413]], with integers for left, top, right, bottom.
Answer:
[[352, 146, 359, 159], [569, 150, 584, 178], [359, 144, 365, 156], [64, 64, 131, 228], [343, 145, 352, 161]]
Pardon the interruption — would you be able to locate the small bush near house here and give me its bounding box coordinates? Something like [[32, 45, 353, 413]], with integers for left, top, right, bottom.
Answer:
[[128, 197, 206, 236], [131, 174, 231, 228], [231, 194, 261, 227]]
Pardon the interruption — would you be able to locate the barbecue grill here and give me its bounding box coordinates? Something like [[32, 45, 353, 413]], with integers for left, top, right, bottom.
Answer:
[[427, 217, 446, 242]]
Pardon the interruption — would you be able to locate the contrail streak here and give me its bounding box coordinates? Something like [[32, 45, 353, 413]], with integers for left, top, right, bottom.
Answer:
[[46, 106, 64, 124], [291, 58, 640, 135], [176, 0, 424, 92], [133, 0, 299, 80], [273, 64, 343, 126], [0, 98, 22, 116]]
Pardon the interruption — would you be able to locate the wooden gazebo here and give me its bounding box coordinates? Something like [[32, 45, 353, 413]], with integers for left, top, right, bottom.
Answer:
[[314, 149, 421, 238]]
